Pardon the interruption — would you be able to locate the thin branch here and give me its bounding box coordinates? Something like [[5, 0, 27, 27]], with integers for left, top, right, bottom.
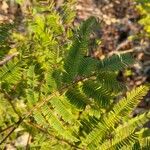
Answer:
[[2, 90, 21, 118], [0, 73, 95, 145], [0, 117, 23, 145], [0, 52, 19, 66], [116, 39, 131, 51], [0, 124, 14, 134], [0, 94, 56, 145], [108, 49, 134, 57], [25, 133, 31, 150], [24, 73, 95, 120]]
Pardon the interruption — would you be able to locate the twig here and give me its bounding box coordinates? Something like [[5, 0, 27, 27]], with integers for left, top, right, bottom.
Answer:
[[0, 74, 95, 145], [0, 117, 23, 145], [25, 133, 31, 150], [0, 124, 14, 133], [108, 49, 134, 57], [0, 94, 56, 145], [0, 52, 19, 66], [2, 90, 21, 118], [116, 39, 131, 51]]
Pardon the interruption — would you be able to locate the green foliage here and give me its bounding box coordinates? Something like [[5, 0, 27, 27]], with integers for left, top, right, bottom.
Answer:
[[63, 16, 97, 83], [0, 1, 149, 149], [0, 24, 13, 59], [136, 0, 150, 35], [0, 59, 21, 85], [0, 24, 13, 44], [97, 53, 134, 72]]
